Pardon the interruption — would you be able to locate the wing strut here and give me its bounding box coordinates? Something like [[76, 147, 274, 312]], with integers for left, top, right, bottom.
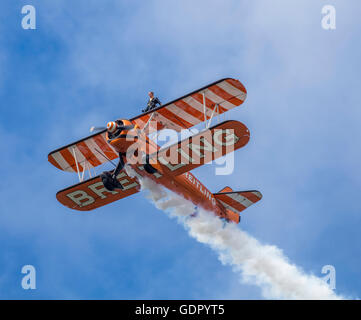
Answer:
[[71, 147, 98, 183], [72, 147, 82, 182], [141, 112, 155, 134], [202, 92, 207, 128], [94, 148, 117, 168], [206, 103, 219, 129]]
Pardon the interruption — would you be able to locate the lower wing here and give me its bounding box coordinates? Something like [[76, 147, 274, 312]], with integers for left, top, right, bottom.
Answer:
[[149, 120, 250, 176], [56, 170, 140, 211]]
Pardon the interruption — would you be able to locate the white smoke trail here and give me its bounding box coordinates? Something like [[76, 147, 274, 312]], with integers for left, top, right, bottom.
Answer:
[[126, 166, 344, 300]]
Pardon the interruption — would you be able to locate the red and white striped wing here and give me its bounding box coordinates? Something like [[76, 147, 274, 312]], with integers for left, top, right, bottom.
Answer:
[[132, 78, 247, 133], [48, 131, 118, 172], [48, 78, 247, 172], [214, 190, 262, 213]]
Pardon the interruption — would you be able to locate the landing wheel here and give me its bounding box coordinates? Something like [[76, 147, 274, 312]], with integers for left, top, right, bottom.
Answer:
[[100, 153, 125, 191], [144, 155, 157, 174], [100, 171, 123, 191]]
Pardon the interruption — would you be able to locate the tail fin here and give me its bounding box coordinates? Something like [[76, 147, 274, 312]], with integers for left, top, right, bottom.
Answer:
[[214, 188, 262, 220], [217, 186, 233, 193]]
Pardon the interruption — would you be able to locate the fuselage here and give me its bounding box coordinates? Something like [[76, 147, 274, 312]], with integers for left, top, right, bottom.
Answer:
[[129, 162, 227, 220], [108, 123, 233, 221]]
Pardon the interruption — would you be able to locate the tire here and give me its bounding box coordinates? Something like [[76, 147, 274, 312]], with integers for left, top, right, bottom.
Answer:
[[144, 163, 157, 174], [144, 155, 157, 174], [100, 172, 116, 191]]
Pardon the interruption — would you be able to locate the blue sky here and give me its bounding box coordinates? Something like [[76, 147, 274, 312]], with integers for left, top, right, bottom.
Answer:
[[0, 0, 360, 299]]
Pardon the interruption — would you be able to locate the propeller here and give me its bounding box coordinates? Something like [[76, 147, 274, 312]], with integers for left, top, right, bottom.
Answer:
[[90, 126, 107, 133], [90, 121, 137, 134]]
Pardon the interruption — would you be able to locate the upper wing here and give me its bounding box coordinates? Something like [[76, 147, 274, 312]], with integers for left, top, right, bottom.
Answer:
[[132, 78, 247, 133], [48, 131, 119, 173], [48, 78, 246, 172]]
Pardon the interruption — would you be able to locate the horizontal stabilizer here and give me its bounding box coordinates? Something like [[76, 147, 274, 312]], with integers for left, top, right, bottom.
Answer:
[[214, 189, 262, 214]]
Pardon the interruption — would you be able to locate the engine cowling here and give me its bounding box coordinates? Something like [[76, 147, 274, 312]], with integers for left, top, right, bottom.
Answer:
[[105, 119, 138, 154]]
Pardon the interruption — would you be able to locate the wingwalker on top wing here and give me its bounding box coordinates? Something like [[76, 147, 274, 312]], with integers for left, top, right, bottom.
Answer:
[[48, 78, 262, 224]]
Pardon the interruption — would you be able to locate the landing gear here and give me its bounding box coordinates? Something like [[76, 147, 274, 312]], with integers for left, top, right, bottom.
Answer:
[[144, 154, 157, 174], [101, 153, 125, 191], [100, 171, 123, 191]]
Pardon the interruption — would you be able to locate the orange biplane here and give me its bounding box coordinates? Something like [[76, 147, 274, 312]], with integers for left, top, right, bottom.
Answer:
[[48, 78, 262, 223]]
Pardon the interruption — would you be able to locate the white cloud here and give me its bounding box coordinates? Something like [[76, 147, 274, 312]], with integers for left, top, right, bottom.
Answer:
[[2, 0, 360, 299]]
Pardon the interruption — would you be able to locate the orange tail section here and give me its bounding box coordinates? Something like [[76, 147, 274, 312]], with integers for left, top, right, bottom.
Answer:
[[214, 187, 262, 221]]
